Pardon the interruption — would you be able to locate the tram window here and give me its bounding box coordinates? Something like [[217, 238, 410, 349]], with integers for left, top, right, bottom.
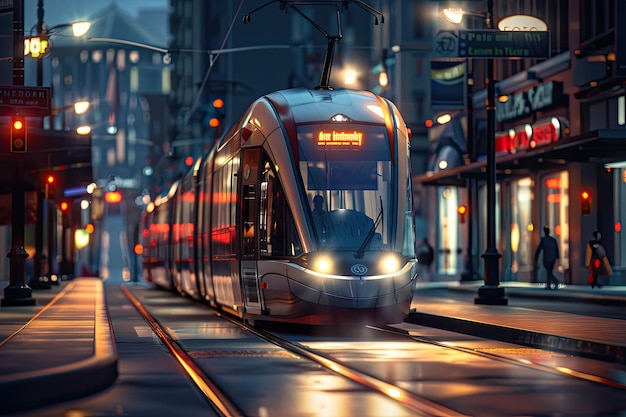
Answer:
[[260, 156, 302, 258], [243, 184, 255, 257], [329, 162, 377, 190]]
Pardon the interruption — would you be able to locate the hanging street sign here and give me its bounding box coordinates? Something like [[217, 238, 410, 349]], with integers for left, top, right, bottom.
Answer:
[[433, 30, 551, 60], [0, 85, 51, 116]]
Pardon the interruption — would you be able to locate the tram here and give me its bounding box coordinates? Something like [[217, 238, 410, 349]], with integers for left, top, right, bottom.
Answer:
[[141, 87, 417, 325]]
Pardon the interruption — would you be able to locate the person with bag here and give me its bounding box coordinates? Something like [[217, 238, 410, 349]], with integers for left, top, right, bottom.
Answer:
[[585, 230, 613, 288], [534, 226, 560, 290]]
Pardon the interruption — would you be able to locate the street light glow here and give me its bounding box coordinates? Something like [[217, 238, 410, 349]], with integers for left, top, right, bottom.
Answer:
[[73, 101, 90, 114], [71, 21, 91, 37], [76, 125, 91, 135], [442, 8, 464, 24]]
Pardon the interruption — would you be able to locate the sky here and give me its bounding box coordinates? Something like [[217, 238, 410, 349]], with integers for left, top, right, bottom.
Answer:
[[24, 0, 169, 28]]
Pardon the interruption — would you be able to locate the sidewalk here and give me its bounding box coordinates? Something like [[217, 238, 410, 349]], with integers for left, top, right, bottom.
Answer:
[[0, 278, 625, 414], [0, 277, 117, 415], [409, 281, 626, 364]]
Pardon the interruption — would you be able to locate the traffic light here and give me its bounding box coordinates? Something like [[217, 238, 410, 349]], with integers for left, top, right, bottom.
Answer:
[[104, 190, 122, 204], [60, 201, 70, 217], [207, 96, 225, 128], [458, 205, 467, 223], [45, 174, 56, 200], [581, 191, 591, 215], [10, 115, 27, 153]]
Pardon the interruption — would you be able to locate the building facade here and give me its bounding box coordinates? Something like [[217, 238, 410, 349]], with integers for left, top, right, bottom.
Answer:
[[416, 0, 626, 286]]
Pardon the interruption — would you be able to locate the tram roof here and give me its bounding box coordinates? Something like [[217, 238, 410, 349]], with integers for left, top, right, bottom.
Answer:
[[268, 88, 388, 125]]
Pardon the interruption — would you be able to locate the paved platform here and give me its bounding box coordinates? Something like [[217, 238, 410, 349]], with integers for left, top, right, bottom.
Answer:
[[0, 277, 625, 413], [408, 282, 626, 365], [0, 277, 117, 415]]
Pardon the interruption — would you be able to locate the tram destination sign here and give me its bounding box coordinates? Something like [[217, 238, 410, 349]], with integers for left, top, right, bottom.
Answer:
[[433, 30, 551, 60], [0, 85, 51, 116]]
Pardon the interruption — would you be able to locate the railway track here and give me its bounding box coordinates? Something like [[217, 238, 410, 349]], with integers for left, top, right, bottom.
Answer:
[[121, 284, 626, 416]]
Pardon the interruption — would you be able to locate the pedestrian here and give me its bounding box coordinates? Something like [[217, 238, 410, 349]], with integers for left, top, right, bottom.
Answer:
[[534, 226, 560, 290], [416, 237, 434, 280], [312, 195, 326, 220], [585, 230, 612, 288]]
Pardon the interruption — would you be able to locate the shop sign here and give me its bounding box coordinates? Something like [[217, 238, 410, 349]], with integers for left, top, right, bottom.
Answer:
[[530, 117, 570, 148], [496, 124, 532, 154], [495, 118, 568, 154], [496, 81, 563, 122], [498, 15, 548, 32]]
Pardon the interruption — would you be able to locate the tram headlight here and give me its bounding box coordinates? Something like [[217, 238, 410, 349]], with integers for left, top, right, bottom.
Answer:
[[312, 255, 333, 274], [379, 253, 402, 273]]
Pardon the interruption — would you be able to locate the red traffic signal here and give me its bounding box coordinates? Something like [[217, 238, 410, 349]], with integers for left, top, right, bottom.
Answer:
[[581, 190, 591, 215], [60, 201, 70, 217], [105, 190, 122, 204], [458, 205, 467, 223], [212, 97, 224, 109], [208, 97, 225, 128], [45, 174, 56, 200], [10, 116, 27, 153]]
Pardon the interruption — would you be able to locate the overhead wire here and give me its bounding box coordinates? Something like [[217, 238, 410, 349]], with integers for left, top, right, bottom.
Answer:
[[180, 0, 245, 133]]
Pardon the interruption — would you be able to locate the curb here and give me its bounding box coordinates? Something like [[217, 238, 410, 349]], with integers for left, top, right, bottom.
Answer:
[[0, 278, 118, 414], [405, 312, 626, 365]]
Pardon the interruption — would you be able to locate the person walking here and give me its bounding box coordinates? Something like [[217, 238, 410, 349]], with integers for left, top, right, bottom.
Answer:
[[585, 230, 612, 288], [534, 226, 560, 290], [416, 237, 434, 281]]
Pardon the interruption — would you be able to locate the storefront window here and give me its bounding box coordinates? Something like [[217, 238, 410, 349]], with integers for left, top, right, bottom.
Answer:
[[437, 186, 462, 275], [540, 171, 569, 271], [614, 168, 625, 267], [509, 178, 533, 278]]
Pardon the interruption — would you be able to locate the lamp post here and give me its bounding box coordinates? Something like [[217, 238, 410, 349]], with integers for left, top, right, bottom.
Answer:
[[2, 0, 36, 306], [442, 1, 507, 305], [28, 0, 90, 288]]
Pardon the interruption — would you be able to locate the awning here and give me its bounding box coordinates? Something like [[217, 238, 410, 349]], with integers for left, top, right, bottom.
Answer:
[[414, 129, 626, 186]]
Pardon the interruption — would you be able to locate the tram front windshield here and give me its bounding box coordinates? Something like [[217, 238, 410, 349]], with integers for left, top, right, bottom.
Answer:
[[298, 124, 393, 251]]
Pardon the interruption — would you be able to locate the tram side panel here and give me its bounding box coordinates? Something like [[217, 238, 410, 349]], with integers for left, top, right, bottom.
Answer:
[[211, 147, 243, 312], [197, 149, 217, 305], [174, 166, 199, 299]]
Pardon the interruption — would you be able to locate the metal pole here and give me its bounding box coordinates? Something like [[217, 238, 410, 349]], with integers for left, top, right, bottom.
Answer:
[[461, 59, 475, 282], [30, 0, 51, 289], [2, 0, 35, 306], [475, 0, 507, 305]]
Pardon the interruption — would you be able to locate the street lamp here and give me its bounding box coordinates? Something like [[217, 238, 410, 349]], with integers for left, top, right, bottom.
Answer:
[[442, 1, 507, 305], [26, 0, 90, 290], [50, 100, 90, 131]]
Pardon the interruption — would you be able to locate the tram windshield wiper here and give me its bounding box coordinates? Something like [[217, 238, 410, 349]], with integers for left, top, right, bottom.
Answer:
[[354, 197, 383, 259]]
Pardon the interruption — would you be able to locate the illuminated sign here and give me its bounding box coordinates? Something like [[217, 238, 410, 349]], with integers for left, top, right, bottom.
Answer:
[[317, 131, 363, 146], [24, 35, 51, 58], [433, 30, 550, 59], [495, 118, 569, 154], [497, 81, 563, 122], [531, 118, 569, 148], [498, 15, 548, 32]]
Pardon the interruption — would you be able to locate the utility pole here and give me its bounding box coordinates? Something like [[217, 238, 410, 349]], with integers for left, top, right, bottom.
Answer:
[[2, 0, 36, 306], [30, 0, 52, 289], [474, 0, 507, 305]]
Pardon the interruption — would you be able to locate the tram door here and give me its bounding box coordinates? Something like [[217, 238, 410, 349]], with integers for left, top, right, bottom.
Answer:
[[240, 148, 264, 315]]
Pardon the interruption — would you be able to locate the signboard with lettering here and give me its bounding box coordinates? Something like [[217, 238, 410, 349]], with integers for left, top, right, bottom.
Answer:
[[496, 81, 564, 122], [0, 85, 51, 116], [492, 118, 570, 155], [433, 30, 551, 60], [317, 131, 363, 147], [24, 35, 52, 59]]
